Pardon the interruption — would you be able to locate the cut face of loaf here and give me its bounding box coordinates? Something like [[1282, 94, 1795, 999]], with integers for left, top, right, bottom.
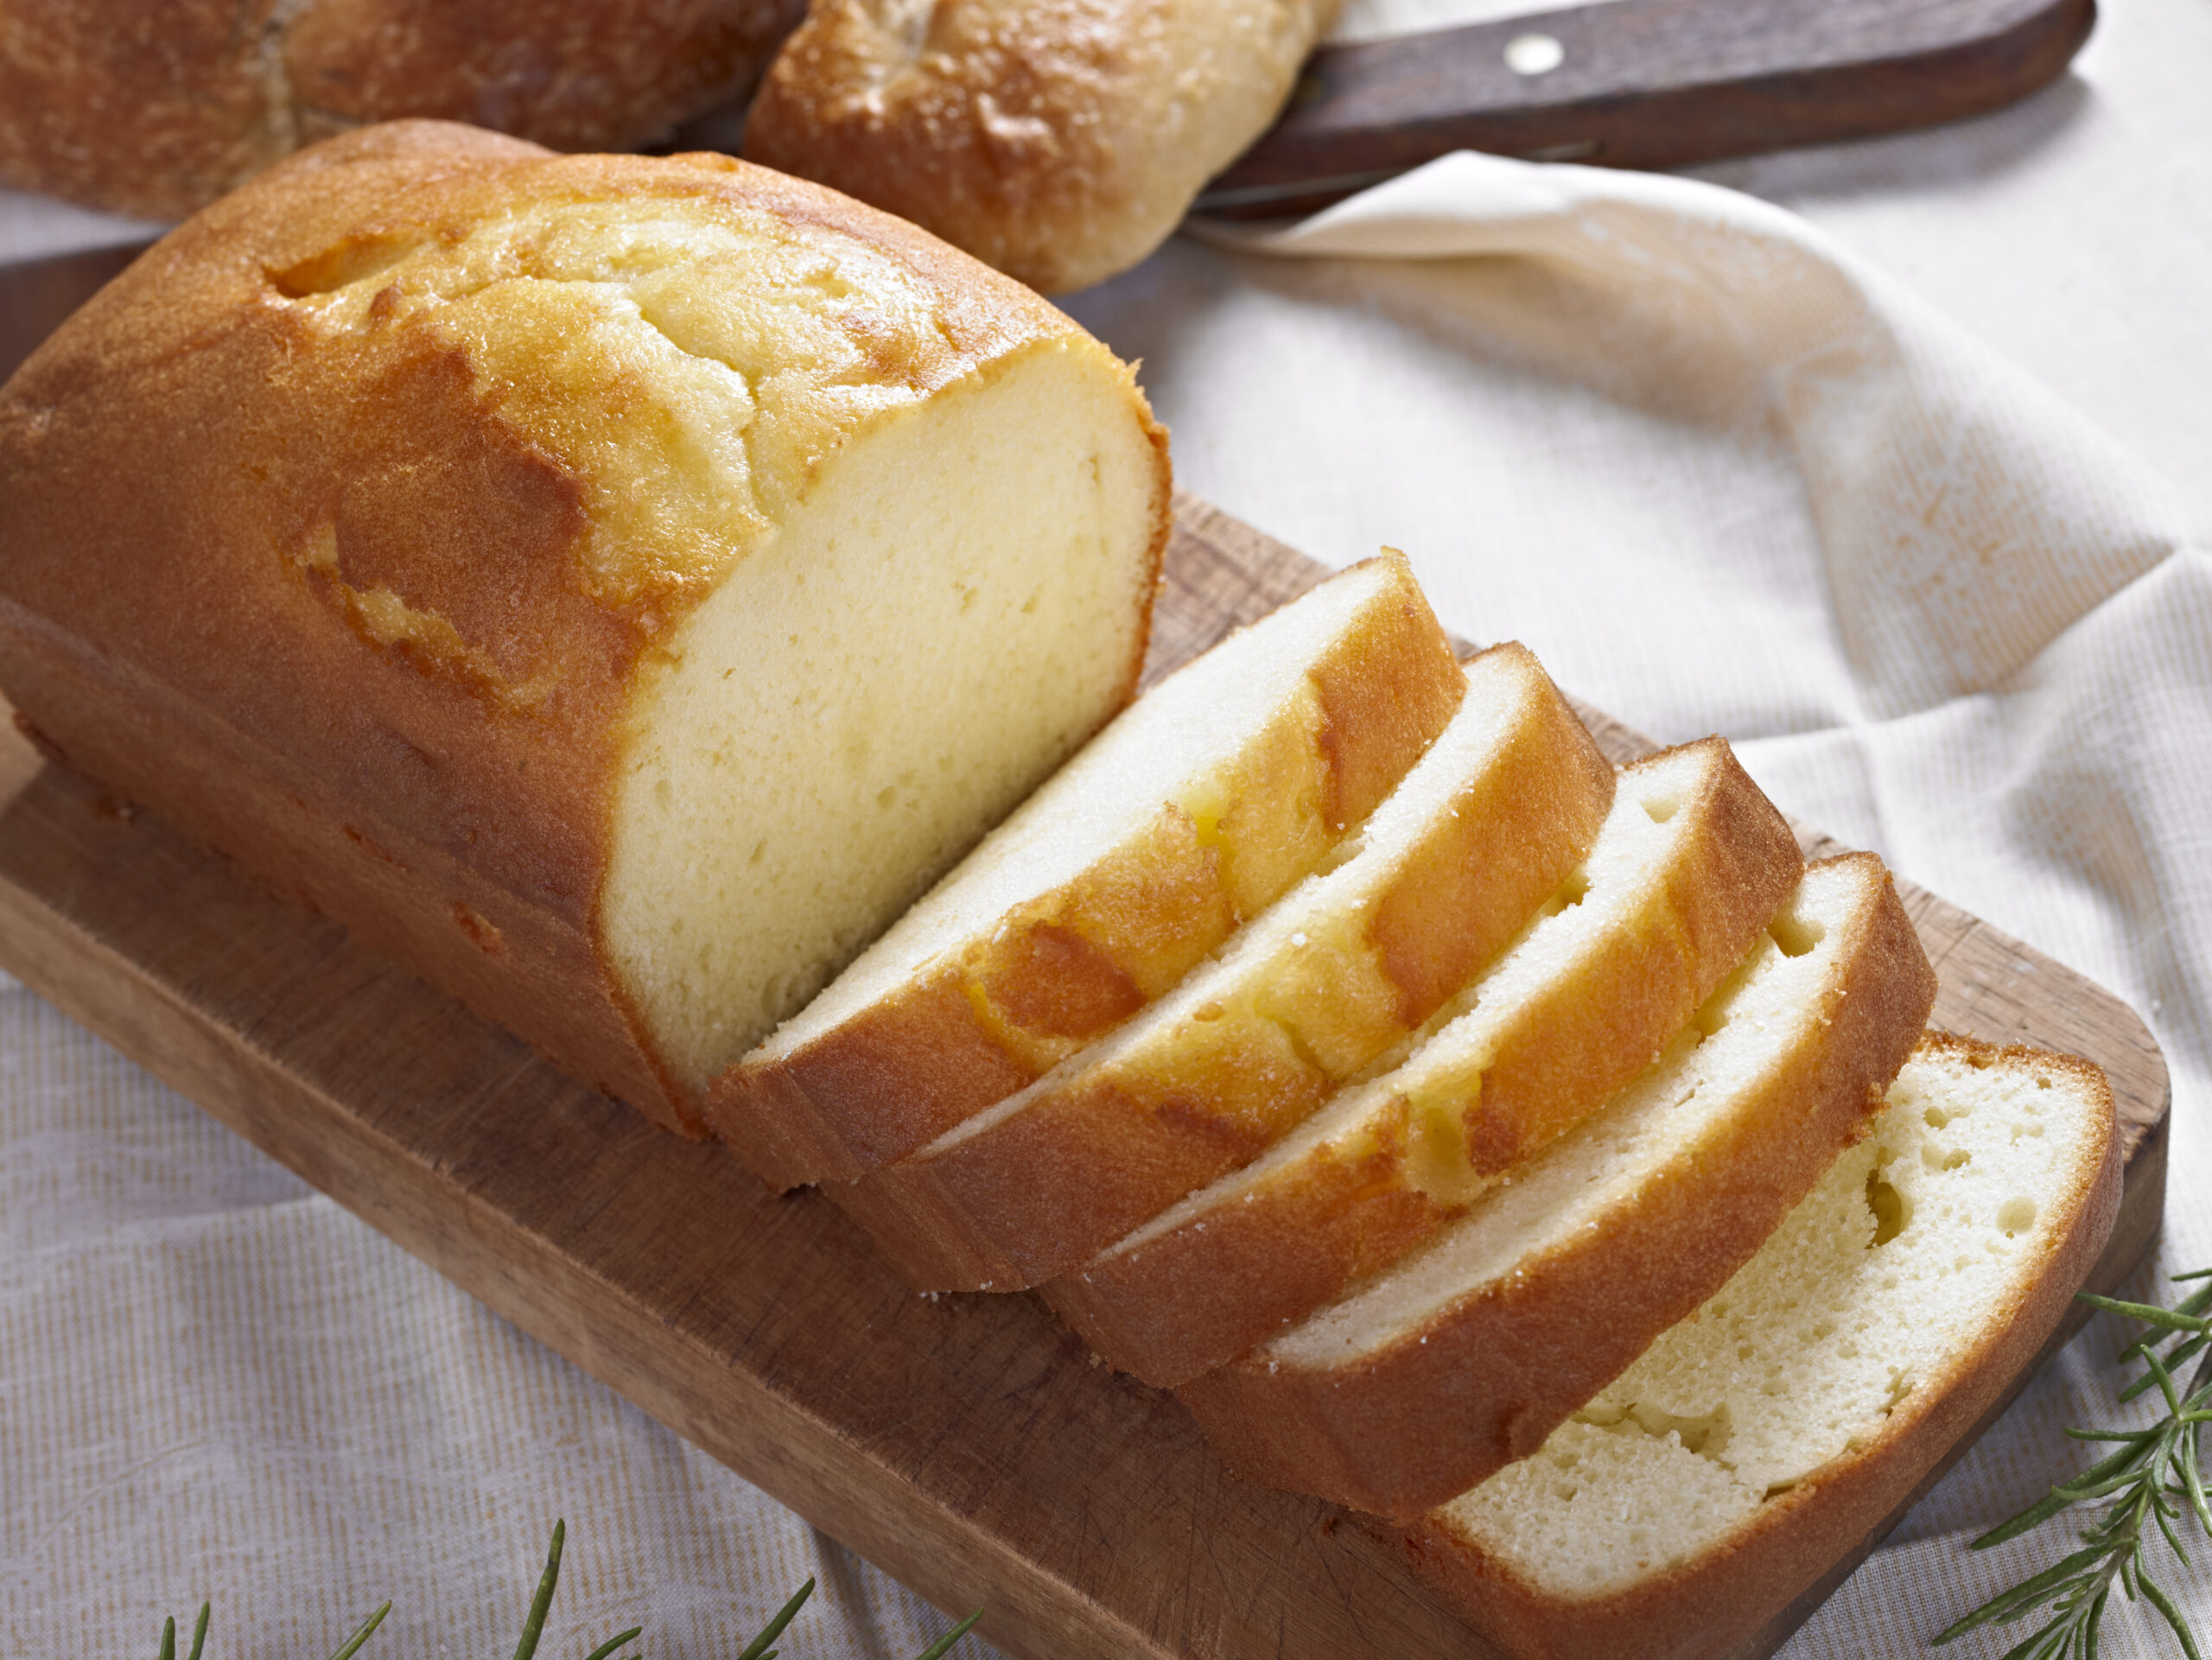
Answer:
[[715, 551, 1466, 1188], [1048, 737, 1804, 1384], [1404, 1034, 2120, 1660], [830, 640, 1615, 1288], [1179, 853, 1939, 1518], [743, 0, 1341, 292], [0, 121, 1170, 1135]]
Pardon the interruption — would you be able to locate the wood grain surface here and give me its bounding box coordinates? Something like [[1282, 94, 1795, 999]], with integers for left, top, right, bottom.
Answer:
[[1198, 0, 2095, 217], [0, 494, 2167, 1660]]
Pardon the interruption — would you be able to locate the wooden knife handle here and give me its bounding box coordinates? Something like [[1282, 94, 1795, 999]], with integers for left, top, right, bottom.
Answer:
[[1198, 0, 2094, 217]]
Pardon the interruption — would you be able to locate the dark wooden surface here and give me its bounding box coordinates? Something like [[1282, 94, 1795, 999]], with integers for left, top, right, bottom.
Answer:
[[0, 493, 2168, 1660], [1199, 0, 2095, 217], [0, 240, 149, 383]]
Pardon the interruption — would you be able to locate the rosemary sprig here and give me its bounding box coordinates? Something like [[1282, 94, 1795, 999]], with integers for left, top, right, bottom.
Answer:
[[149, 1519, 985, 1659], [1936, 1268, 2212, 1658]]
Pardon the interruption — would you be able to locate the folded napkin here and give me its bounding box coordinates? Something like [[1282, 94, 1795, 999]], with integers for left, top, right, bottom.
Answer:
[[5, 143, 2208, 1658]]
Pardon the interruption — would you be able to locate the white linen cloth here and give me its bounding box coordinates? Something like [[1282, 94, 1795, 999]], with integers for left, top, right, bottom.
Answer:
[[4, 3, 2209, 1650]]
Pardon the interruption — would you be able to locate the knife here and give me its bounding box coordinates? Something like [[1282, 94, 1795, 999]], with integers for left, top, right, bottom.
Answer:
[[0, 0, 2093, 372], [1196, 0, 2095, 217]]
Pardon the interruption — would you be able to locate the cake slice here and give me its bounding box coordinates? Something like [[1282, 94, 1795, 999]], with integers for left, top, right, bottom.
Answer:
[[1179, 853, 1938, 1517], [712, 551, 1466, 1188], [1047, 738, 1803, 1382], [1395, 1034, 2120, 1660], [830, 642, 1617, 1288]]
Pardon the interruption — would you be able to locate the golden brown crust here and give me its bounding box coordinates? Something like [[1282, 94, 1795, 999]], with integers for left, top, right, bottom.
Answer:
[[1465, 739, 1807, 1177], [1176, 855, 1939, 1519], [829, 645, 1616, 1291], [0, 0, 805, 220], [0, 120, 1156, 1134], [1046, 737, 1806, 1386], [1043, 1114, 1455, 1384], [1387, 1034, 2121, 1660], [279, 0, 803, 151], [0, 0, 285, 221], [713, 553, 1464, 1189], [743, 0, 1339, 292]]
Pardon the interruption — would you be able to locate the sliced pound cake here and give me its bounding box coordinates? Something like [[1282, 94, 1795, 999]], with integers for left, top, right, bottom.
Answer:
[[830, 642, 1616, 1288], [1179, 854, 1937, 1517], [1048, 739, 1804, 1383], [713, 551, 1465, 1187], [1396, 1034, 2120, 1660]]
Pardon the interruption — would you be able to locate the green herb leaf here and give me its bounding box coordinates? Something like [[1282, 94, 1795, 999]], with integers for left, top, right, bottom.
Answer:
[[2077, 1294, 2211, 1335], [737, 1577, 815, 1660], [917, 1609, 986, 1660], [1936, 1269, 2212, 1657], [512, 1518, 566, 1660], [1936, 1546, 2108, 1639], [2139, 1567, 2204, 1660], [581, 1625, 644, 1660], [327, 1601, 391, 1660]]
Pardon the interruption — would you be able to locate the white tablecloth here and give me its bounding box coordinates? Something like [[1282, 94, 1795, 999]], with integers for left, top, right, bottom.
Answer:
[[3, 0, 2207, 1652]]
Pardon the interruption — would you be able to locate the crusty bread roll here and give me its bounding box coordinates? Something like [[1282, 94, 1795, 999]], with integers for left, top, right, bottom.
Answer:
[[0, 120, 1170, 1135], [0, 0, 805, 220], [1399, 1034, 2119, 1660], [743, 0, 1341, 292]]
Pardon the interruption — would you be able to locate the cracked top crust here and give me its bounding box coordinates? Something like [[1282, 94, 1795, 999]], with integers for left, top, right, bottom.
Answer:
[[263, 148, 1032, 613], [6, 119, 1090, 661]]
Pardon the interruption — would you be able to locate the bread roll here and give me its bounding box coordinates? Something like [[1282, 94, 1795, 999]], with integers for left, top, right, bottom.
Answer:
[[743, 0, 1341, 292], [0, 0, 805, 220], [0, 120, 1171, 1135]]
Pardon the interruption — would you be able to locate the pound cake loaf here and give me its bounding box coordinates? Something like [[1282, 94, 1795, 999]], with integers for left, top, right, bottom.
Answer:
[[0, 0, 807, 221], [1050, 737, 1803, 1384], [744, 0, 1340, 292], [716, 552, 1465, 1189], [1179, 853, 1938, 1517], [1398, 1034, 2120, 1660], [831, 640, 1613, 1288], [0, 120, 1171, 1135]]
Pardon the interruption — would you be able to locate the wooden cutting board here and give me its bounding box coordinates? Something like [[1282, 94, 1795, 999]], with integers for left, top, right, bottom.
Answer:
[[0, 493, 2168, 1660]]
